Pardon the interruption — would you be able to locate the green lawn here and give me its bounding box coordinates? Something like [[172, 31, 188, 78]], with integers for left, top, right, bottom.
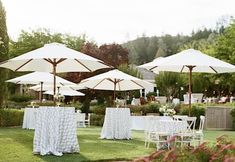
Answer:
[[0, 127, 234, 162]]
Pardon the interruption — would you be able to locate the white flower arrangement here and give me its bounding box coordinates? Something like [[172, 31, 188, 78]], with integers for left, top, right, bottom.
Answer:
[[159, 104, 176, 116], [54, 93, 65, 106], [54, 93, 65, 101]]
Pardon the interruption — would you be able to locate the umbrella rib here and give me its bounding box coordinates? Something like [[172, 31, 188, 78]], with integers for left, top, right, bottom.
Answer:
[[92, 78, 107, 89], [180, 66, 185, 73], [15, 59, 33, 71], [149, 66, 158, 71], [75, 59, 92, 72], [56, 58, 67, 64], [131, 80, 144, 89], [44, 58, 54, 64], [209, 66, 218, 73], [98, 60, 113, 69]]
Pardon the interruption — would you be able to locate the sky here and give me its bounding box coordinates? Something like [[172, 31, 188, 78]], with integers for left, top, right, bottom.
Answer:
[[2, 0, 235, 44]]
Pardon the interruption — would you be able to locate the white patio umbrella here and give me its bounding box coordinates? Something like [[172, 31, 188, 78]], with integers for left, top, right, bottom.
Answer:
[[138, 49, 235, 115], [6, 72, 76, 102], [30, 84, 78, 92], [0, 42, 111, 102], [76, 69, 155, 103], [138, 57, 164, 73], [44, 89, 85, 97]]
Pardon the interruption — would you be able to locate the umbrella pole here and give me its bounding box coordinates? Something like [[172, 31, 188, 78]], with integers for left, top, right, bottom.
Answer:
[[188, 66, 193, 116], [40, 82, 43, 103], [113, 80, 117, 107], [53, 61, 56, 105]]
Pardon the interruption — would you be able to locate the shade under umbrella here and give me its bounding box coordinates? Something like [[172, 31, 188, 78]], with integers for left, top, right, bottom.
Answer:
[[0, 42, 111, 103], [139, 49, 235, 115], [76, 69, 155, 104], [6, 72, 76, 102]]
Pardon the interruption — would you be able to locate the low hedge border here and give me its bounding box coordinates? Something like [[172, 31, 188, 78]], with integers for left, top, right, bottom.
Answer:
[[0, 109, 24, 127]]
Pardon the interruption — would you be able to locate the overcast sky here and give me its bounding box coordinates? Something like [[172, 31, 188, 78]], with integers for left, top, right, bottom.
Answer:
[[2, 0, 235, 44]]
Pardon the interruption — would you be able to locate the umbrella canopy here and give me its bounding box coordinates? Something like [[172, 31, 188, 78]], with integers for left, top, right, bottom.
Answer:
[[138, 57, 165, 71], [6, 72, 76, 102], [6, 72, 75, 85], [138, 49, 235, 115], [44, 90, 85, 97], [76, 69, 154, 101], [30, 84, 77, 92], [0, 42, 111, 102], [148, 49, 235, 73]]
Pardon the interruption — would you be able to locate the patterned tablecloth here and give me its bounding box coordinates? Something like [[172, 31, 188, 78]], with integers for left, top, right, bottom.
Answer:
[[33, 107, 79, 156], [131, 116, 172, 130], [101, 108, 131, 139], [22, 108, 37, 129], [146, 117, 188, 135]]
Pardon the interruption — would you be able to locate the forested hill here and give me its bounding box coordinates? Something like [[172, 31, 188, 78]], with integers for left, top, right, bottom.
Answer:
[[122, 28, 219, 65]]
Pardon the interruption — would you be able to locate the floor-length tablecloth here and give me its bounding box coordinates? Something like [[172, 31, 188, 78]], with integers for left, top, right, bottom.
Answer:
[[101, 108, 131, 139], [22, 108, 37, 129], [131, 116, 172, 130], [33, 107, 79, 156]]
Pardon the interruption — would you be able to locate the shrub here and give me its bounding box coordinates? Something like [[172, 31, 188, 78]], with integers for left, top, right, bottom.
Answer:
[[91, 104, 106, 115], [129, 103, 160, 115], [230, 108, 235, 130], [133, 135, 235, 162], [0, 109, 24, 127], [90, 114, 104, 126], [9, 95, 33, 103], [146, 92, 157, 98], [180, 105, 205, 128], [145, 103, 160, 114]]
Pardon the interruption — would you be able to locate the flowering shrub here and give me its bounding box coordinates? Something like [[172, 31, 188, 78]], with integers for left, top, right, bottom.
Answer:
[[133, 135, 235, 162], [159, 104, 176, 116]]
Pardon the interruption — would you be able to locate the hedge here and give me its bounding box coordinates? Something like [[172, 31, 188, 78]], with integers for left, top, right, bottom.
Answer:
[[180, 105, 205, 128], [90, 114, 104, 126], [0, 109, 24, 127], [230, 108, 235, 130]]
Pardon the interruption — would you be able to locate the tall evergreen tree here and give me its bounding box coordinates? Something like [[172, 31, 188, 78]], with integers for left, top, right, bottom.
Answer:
[[0, 0, 9, 107]]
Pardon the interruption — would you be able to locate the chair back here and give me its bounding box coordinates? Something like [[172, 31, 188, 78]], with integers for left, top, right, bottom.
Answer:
[[199, 115, 205, 132], [182, 117, 196, 134], [173, 115, 188, 121], [77, 113, 86, 121]]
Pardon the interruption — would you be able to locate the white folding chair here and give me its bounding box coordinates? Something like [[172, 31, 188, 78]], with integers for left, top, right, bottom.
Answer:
[[77, 113, 86, 127], [175, 117, 196, 148], [84, 113, 91, 127], [194, 115, 205, 145], [173, 115, 188, 121], [144, 117, 171, 150]]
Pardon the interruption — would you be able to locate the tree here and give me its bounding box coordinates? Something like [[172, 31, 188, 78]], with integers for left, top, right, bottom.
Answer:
[[212, 21, 235, 94], [99, 43, 128, 68], [0, 0, 9, 107], [155, 72, 186, 102]]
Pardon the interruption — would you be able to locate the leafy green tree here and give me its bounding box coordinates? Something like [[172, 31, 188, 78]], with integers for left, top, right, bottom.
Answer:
[[212, 21, 235, 94], [9, 29, 85, 58], [118, 64, 142, 78], [0, 0, 9, 107], [155, 72, 186, 101]]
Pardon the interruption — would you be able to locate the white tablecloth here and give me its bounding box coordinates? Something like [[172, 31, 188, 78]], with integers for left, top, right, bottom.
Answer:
[[101, 108, 131, 139], [22, 108, 37, 129], [131, 116, 172, 130], [33, 107, 79, 156], [149, 120, 188, 135]]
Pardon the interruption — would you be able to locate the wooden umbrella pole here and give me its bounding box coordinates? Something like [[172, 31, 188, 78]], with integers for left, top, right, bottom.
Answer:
[[40, 82, 43, 103], [187, 66, 195, 116], [113, 79, 117, 107], [53, 60, 56, 105]]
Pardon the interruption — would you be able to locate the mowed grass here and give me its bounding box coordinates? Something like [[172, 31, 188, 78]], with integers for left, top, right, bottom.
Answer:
[[0, 127, 234, 162]]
